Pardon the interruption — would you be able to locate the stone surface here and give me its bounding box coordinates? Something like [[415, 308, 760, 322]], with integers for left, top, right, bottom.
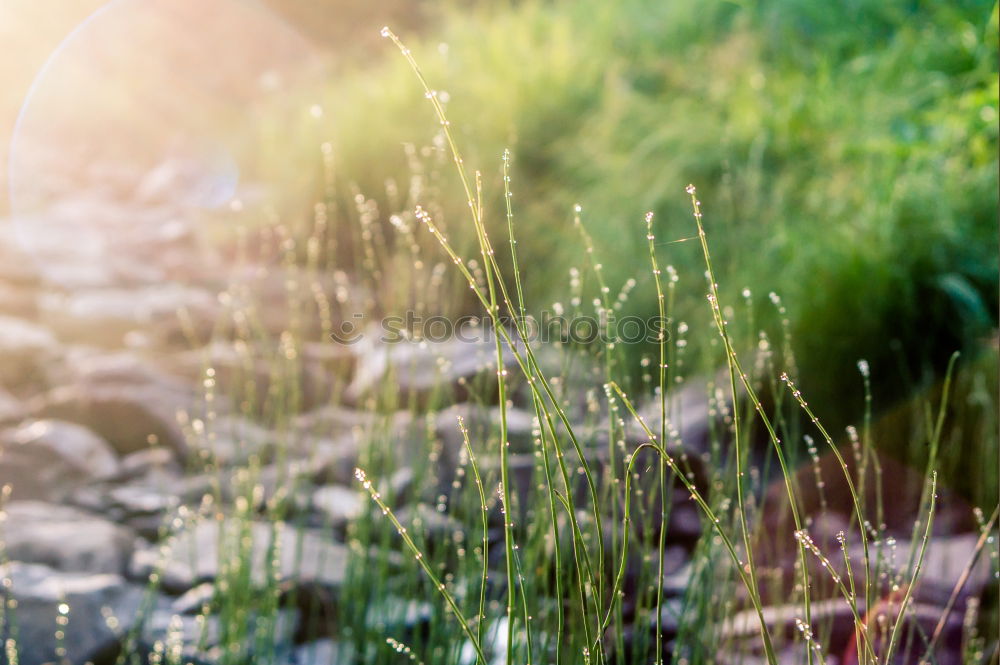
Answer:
[[0, 562, 144, 665], [130, 518, 350, 594], [310, 484, 364, 533], [344, 330, 524, 402], [632, 375, 721, 455], [138, 605, 299, 665], [0, 314, 59, 392], [39, 284, 216, 348], [0, 419, 120, 501], [0, 386, 27, 425], [70, 470, 213, 540], [0, 280, 39, 319], [186, 413, 276, 467], [294, 639, 354, 665], [168, 340, 338, 412], [1, 501, 135, 574], [33, 352, 196, 457]]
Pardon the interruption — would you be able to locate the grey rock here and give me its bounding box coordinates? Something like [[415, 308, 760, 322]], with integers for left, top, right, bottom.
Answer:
[[436, 402, 535, 452], [33, 353, 196, 457], [0, 315, 59, 391], [632, 375, 720, 455], [0, 420, 120, 501], [0, 225, 42, 285], [130, 518, 349, 594], [293, 639, 355, 665], [113, 446, 183, 482], [216, 462, 314, 515], [0, 386, 27, 425], [394, 503, 462, 541], [293, 404, 376, 438], [70, 471, 213, 540], [139, 605, 298, 664], [311, 484, 364, 532], [170, 582, 216, 614], [38, 283, 217, 348], [1, 501, 135, 574], [12, 419, 119, 477], [0, 280, 39, 319], [724, 595, 965, 665], [344, 329, 523, 402], [0, 562, 144, 665], [168, 340, 338, 413], [309, 433, 366, 486], [186, 413, 276, 467]]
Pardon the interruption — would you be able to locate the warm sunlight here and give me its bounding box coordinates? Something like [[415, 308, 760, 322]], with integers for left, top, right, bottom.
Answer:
[[0, 2, 995, 664]]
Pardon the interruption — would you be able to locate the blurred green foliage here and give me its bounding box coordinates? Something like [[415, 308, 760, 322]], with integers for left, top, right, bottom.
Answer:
[[252, 0, 997, 441]]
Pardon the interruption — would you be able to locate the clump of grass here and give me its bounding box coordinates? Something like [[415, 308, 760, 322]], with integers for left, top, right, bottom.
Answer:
[[244, 0, 998, 448], [1, 8, 996, 664], [341, 27, 993, 665]]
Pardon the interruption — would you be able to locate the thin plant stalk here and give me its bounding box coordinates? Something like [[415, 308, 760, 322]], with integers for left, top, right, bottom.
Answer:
[[607, 383, 780, 665], [458, 417, 490, 650], [919, 504, 999, 664], [883, 472, 938, 664], [645, 211, 670, 664], [502, 149, 565, 661], [685, 185, 812, 661], [380, 34, 607, 661], [355, 468, 486, 664]]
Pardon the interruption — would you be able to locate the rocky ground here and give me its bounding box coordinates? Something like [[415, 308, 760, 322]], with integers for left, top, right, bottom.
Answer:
[[0, 196, 992, 664]]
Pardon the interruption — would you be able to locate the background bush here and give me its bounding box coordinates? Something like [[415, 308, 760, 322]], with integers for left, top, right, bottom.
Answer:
[[243, 0, 997, 472]]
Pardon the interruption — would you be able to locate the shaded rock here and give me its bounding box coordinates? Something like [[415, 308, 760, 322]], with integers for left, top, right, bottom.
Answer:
[[300, 403, 527, 493], [138, 605, 298, 665], [307, 432, 381, 487], [310, 484, 364, 533], [344, 329, 524, 403], [221, 263, 353, 340], [216, 462, 314, 516], [437, 402, 535, 452], [70, 471, 213, 541], [660, 546, 692, 597], [0, 562, 144, 665], [365, 595, 434, 634], [0, 225, 42, 285], [394, 503, 462, 543], [758, 449, 985, 605], [170, 582, 216, 614], [112, 446, 183, 483], [33, 353, 196, 457], [37, 381, 190, 456], [475, 452, 537, 513], [760, 448, 978, 565], [725, 595, 965, 665], [0, 315, 59, 392], [293, 404, 375, 438], [186, 413, 276, 467], [631, 376, 721, 455], [0, 419, 120, 501], [294, 639, 355, 665], [307, 408, 471, 499], [1, 501, 135, 574], [0, 386, 27, 425], [168, 340, 339, 413], [130, 518, 349, 594], [856, 532, 993, 607], [10, 419, 119, 477], [38, 283, 217, 348], [0, 280, 39, 319]]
